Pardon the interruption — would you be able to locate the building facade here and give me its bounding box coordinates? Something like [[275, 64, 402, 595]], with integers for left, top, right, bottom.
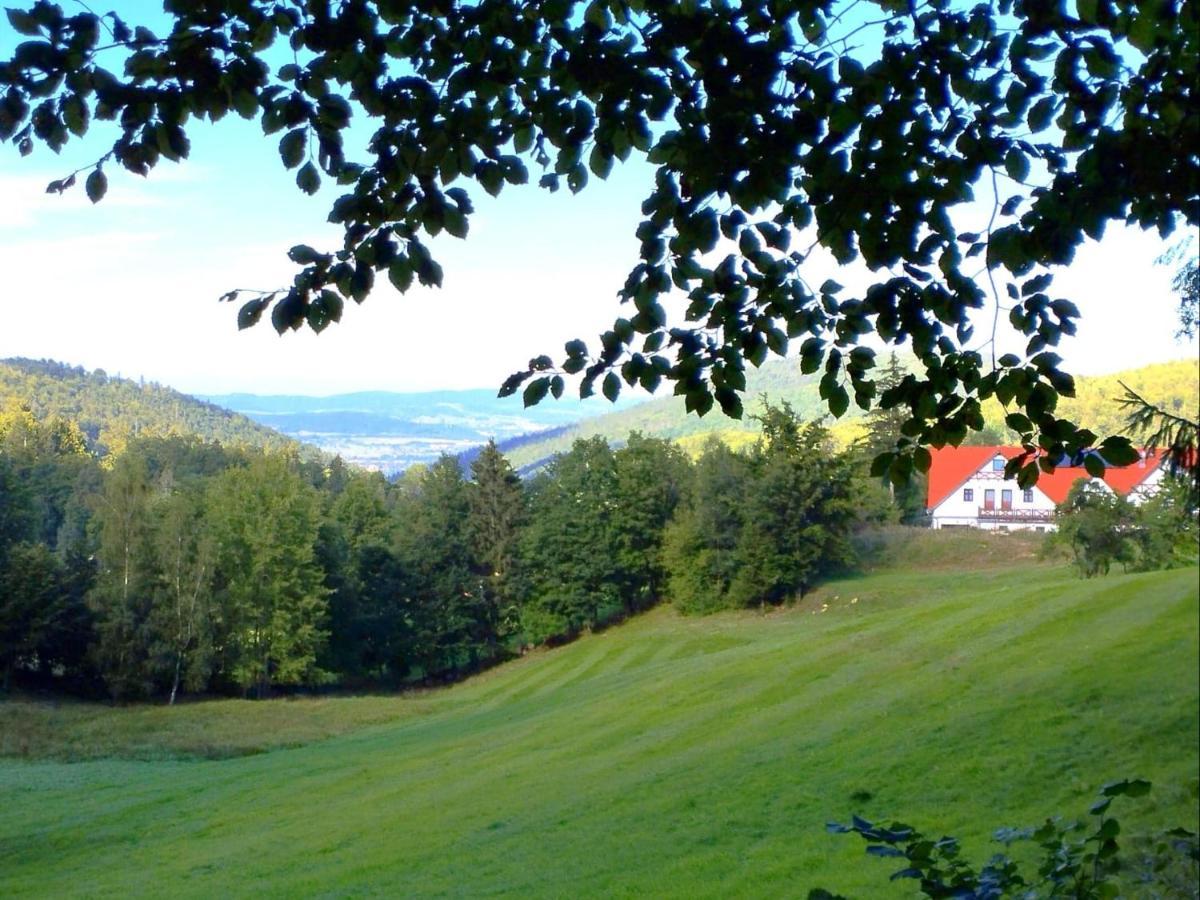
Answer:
[[926, 446, 1164, 532]]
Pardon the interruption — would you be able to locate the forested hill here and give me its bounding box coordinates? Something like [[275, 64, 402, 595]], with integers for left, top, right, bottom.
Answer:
[[497, 353, 855, 471], [499, 357, 1200, 471], [0, 358, 302, 458]]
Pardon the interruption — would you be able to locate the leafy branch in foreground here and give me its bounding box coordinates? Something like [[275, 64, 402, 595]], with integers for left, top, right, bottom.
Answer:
[[2, 1, 1195, 483], [813, 779, 1199, 899], [1117, 381, 1200, 507]]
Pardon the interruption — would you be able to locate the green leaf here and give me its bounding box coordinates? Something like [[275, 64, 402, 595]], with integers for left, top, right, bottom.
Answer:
[[5, 9, 41, 35], [1005, 148, 1030, 183], [588, 144, 613, 179], [1094, 818, 1120, 840], [307, 290, 342, 332], [287, 244, 322, 264], [584, 0, 610, 28], [85, 168, 107, 203], [444, 206, 468, 239], [566, 163, 588, 194], [602, 371, 620, 402], [350, 262, 373, 302], [296, 161, 320, 195], [1016, 462, 1039, 489], [62, 95, 88, 137], [498, 371, 528, 398], [1127, 10, 1158, 53], [237, 298, 266, 330], [513, 124, 534, 154], [1005, 413, 1032, 433], [1101, 778, 1152, 798], [800, 338, 823, 375], [416, 258, 443, 288], [270, 292, 302, 334], [522, 376, 549, 408], [1027, 97, 1056, 132], [279, 128, 306, 168], [869, 452, 892, 479], [501, 156, 527, 185], [232, 90, 258, 119], [1098, 436, 1139, 466], [828, 384, 849, 418], [388, 257, 413, 293]]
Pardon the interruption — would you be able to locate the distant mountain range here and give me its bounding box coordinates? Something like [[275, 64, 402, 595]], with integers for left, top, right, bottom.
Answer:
[[7, 355, 1195, 477], [201, 388, 642, 473]]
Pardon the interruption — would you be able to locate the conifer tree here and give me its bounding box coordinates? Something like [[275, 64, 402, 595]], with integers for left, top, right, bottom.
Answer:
[[662, 438, 749, 614], [611, 433, 690, 611], [468, 440, 525, 636], [0, 542, 64, 691], [863, 354, 927, 524], [322, 471, 401, 681], [731, 412, 857, 605], [468, 441, 524, 587], [397, 456, 496, 678], [517, 437, 623, 642]]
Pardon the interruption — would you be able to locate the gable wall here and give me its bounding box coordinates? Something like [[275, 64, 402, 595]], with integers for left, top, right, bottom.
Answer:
[[930, 461, 1060, 531]]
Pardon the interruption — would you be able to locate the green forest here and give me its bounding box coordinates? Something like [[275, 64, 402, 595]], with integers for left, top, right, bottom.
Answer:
[[2, 357, 1196, 704], [0, 358, 306, 459], [0, 389, 897, 700]]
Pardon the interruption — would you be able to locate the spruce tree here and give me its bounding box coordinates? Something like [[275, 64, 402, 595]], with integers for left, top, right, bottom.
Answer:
[[662, 438, 749, 614], [467, 440, 524, 597], [611, 433, 690, 612], [863, 355, 928, 524], [397, 456, 496, 678], [517, 438, 623, 642]]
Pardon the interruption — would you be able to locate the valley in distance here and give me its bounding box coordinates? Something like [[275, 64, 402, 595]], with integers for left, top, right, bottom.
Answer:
[[200, 385, 645, 474]]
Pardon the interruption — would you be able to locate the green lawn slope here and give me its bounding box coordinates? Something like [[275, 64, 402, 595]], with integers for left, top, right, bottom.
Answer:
[[1, 562, 1197, 897]]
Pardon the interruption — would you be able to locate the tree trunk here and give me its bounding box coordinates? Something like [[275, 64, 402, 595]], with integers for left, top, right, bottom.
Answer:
[[169, 652, 182, 706]]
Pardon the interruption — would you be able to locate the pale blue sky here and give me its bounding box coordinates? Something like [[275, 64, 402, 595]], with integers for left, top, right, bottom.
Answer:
[[0, 8, 1194, 397]]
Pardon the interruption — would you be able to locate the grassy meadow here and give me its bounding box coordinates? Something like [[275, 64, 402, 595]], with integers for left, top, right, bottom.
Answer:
[[1, 552, 1197, 897]]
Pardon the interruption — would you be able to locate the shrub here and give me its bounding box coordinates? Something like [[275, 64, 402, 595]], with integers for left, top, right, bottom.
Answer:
[[813, 779, 1198, 898]]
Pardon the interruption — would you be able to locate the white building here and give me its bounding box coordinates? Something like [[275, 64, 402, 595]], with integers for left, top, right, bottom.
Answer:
[[926, 446, 1165, 532]]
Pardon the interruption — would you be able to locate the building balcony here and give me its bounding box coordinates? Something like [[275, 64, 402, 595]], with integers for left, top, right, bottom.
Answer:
[[977, 506, 1056, 523]]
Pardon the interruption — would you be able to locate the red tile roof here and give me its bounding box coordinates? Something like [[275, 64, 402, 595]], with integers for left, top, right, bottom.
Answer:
[[925, 446, 1164, 509]]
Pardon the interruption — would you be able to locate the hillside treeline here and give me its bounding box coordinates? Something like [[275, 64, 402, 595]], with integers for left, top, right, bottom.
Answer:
[[0, 358, 301, 459], [0, 399, 895, 702], [500, 357, 1200, 471]]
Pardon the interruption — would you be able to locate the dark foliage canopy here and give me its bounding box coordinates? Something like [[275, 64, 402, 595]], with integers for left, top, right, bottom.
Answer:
[[2, 0, 1196, 484]]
